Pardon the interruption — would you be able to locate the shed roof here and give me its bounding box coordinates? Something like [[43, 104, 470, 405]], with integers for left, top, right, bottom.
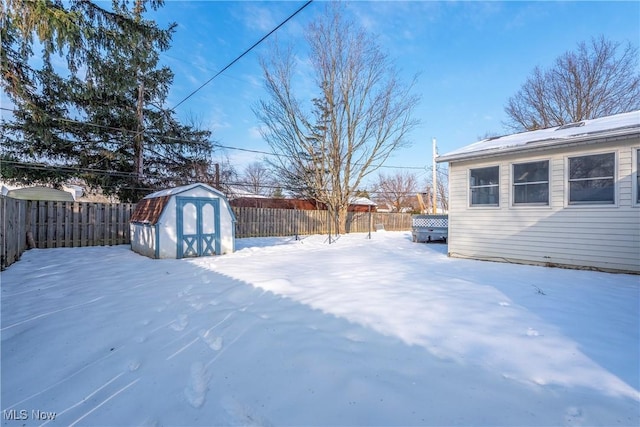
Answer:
[[130, 195, 171, 225], [6, 186, 75, 201], [143, 183, 226, 199], [436, 110, 640, 163], [131, 183, 235, 225]]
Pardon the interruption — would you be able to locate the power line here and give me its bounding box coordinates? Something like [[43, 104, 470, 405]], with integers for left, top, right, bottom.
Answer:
[[1, 104, 432, 170], [2, 159, 444, 194], [0, 118, 428, 171], [170, 0, 314, 111]]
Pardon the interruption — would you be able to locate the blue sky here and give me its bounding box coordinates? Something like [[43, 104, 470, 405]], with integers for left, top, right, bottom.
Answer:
[[6, 1, 638, 188], [151, 0, 639, 185]]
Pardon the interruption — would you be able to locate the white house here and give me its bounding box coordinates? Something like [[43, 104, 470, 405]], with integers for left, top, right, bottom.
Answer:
[[436, 110, 640, 273], [130, 183, 235, 259]]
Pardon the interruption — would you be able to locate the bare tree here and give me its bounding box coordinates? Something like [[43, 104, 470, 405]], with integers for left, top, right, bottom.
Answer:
[[418, 166, 448, 213], [255, 2, 420, 233], [373, 171, 418, 212], [505, 36, 640, 131], [238, 161, 275, 196], [435, 167, 449, 212]]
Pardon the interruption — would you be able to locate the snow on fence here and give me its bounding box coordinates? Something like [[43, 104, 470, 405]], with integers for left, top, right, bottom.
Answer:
[[1, 197, 412, 269]]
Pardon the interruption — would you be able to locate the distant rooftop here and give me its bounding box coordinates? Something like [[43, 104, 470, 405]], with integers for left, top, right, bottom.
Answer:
[[436, 110, 640, 163]]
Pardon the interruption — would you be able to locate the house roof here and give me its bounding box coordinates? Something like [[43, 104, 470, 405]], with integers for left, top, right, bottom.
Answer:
[[6, 186, 75, 202], [230, 196, 377, 211], [349, 196, 377, 206], [226, 186, 268, 200], [436, 110, 640, 163]]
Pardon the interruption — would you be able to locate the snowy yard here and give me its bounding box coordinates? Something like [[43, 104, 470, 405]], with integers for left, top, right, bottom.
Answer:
[[1, 231, 638, 426]]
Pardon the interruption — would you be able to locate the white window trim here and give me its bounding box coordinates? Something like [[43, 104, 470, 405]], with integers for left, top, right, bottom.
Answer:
[[633, 147, 640, 208], [564, 150, 618, 208], [468, 165, 501, 209], [510, 159, 552, 208]]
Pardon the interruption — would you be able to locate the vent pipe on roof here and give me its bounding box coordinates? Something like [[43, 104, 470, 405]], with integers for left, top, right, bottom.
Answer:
[[556, 121, 585, 130]]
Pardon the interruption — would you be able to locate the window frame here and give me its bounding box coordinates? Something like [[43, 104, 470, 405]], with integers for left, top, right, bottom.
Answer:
[[633, 147, 640, 207], [511, 159, 550, 207], [468, 165, 500, 208], [565, 151, 617, 207]]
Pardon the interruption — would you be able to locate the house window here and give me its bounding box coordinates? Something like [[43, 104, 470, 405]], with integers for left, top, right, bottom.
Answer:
[[513, 160, 549, 205], [568, 152, 615, 204], [470, 166, 499, 206]]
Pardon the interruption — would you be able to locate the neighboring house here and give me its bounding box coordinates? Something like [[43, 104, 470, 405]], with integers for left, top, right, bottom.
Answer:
[[130, 183, 235, 259], [230, 196, 377, 212], [3, 185, 75, 202], [1, 181, 116, 202], [436, 110, 640, 274]]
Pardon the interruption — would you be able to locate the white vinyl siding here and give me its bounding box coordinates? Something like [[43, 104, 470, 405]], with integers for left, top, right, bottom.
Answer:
[[445, 137, 640, 273]]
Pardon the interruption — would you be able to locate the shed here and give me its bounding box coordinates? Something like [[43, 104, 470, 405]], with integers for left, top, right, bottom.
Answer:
[[130, 183, 235, 259], [436, 110, 640, 274]]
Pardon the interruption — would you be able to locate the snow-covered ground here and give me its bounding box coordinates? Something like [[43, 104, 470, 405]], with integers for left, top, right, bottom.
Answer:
[[1, 231, 638, 426]]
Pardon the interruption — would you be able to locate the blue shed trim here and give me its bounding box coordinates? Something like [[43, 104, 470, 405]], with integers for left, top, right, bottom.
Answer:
[[176, 197, 221, 258]]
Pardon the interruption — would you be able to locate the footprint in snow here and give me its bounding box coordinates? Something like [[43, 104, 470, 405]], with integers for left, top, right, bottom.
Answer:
[[526, 327, 540, 337], [564, 406, 584, 426], [220, 396, 273, 427], [171, 314, 189, 332], [140, 417, 161, 427], [184, 362, 209, 408], [199, 329, 223, 351], [177, 286, 192, 298], [189, 296, 205, 311]]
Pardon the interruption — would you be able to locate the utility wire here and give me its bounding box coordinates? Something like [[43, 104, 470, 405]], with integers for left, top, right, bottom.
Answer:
[[170, 0, 314, 111], [3, 159, 447, 196], [0, 109, 430, 170]]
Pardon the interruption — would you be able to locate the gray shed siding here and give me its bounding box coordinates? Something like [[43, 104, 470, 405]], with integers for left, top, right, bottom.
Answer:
[[447, 137, 640, 273]]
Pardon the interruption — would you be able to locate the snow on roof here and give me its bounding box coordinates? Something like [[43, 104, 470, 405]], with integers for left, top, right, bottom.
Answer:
[[143, 183, 224, 199], [437, 110, 640, 163], [226, 186, 268, 200], [6, 186, 76, 202], [349, 196, 377, 206]]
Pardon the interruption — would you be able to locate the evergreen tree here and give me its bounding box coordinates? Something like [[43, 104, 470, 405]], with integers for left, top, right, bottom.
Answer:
[[1, 0, 215, 201]]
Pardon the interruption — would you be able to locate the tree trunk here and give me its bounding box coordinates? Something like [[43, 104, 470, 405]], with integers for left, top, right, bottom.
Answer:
[[337, 205, 349, 235]]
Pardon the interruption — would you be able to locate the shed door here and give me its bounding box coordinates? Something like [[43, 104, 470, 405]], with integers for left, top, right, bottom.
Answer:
[[176, 197, 220, 258]]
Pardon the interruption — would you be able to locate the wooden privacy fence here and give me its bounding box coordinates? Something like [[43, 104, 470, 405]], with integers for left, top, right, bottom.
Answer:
[[1, 196, 135, 270], [1, 196, 412, 269], [232, 207, 412, 238]]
